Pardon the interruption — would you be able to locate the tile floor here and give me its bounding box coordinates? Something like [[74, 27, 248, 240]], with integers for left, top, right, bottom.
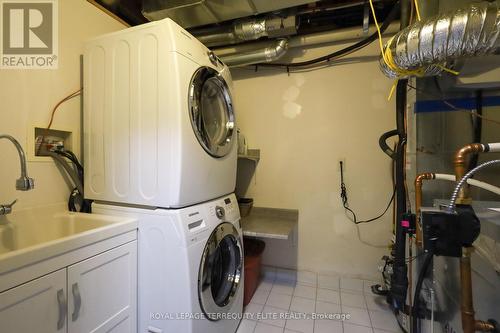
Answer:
[[237, 267, 402, 333]]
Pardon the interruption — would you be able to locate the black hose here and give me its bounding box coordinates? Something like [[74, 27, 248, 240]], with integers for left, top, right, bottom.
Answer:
[[390, 79, 409, 312], [256, 0, 401, 68], [412, 252, 433, 333], [379, 129, 399, 159]]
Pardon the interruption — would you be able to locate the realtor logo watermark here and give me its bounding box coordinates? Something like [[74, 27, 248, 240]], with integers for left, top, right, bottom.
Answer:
[[1, 0, 58, 69]]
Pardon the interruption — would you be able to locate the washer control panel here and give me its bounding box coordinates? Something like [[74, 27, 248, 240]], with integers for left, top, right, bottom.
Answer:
[[209, 194, 240, 222]]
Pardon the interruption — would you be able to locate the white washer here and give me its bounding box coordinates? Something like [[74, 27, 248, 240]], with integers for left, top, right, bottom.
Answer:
[[84, 18, 237, 208], [93, 194, 244, 333]]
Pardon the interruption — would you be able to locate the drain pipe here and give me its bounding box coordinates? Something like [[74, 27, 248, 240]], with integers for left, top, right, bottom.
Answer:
[[220, 39, 288, 67]]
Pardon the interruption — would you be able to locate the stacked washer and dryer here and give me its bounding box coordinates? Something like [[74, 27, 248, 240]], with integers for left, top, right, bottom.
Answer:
[[83, 19, 244, 333]]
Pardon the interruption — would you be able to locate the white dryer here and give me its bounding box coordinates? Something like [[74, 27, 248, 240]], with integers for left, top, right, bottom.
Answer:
[[84, 18, 237, 208], [93, 194, 244, 333]]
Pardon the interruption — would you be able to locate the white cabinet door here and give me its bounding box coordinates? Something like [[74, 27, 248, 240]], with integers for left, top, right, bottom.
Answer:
[[67, 241, 137, 333], [0, 268, 67, 333]]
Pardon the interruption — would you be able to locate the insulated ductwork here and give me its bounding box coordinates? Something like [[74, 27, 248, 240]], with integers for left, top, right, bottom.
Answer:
[[380, 1, 500, 78], [220, 39, 288, 67], [193, 16, 296, 47]]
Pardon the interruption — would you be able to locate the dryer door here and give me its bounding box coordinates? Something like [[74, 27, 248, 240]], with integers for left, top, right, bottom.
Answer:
[[198, 222, 242, 321], [189, 67, 235, 158]]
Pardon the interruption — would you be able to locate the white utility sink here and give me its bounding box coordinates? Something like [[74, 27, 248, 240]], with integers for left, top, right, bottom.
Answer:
[[0, 203, 137, 274]]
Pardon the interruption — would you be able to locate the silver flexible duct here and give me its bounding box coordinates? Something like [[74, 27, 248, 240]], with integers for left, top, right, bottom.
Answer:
[[220, 39, 288, 67], [194, 16, 296, 47], [380, 1, 500, 78]]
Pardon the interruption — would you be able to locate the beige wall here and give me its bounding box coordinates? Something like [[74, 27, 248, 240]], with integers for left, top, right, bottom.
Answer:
[[0, 1, 125, 209], [233, 42, 396, 279]]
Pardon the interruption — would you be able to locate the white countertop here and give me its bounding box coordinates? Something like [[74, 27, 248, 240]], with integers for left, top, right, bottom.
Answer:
[[241, 207, 298, 240], [0, 203, 137, 275]]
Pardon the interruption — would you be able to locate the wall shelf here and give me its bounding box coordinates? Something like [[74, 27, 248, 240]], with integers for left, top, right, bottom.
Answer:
[[238, 148, 260, 163]]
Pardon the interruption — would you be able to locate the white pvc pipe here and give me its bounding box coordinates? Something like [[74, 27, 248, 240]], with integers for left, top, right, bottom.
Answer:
[[434, 173, 500, 196], [486, 142, 500, 153]]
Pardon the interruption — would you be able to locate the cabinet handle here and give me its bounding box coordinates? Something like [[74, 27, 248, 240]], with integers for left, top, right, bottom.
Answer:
[[56, 289, 66, 330], [71, 283, 82, 322]]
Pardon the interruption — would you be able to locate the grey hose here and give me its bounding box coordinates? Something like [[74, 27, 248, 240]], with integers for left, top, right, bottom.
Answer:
[[39, 150, 83, 195], [448, 159, 500, 211]]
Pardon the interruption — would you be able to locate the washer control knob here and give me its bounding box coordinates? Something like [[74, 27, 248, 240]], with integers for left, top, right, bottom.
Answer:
[[215, 206, 225, 219]]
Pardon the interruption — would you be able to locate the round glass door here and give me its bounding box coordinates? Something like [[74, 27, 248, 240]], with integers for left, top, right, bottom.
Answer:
[[189, 67, 235, 158], [198, 222, 242, 321]]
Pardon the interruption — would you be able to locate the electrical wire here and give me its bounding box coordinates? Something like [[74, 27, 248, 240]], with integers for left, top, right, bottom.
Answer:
[[36, 89, 83, 156], [254, 0, 401, 69], [340, 161, 397, 224], [47, 89, 82, 129]]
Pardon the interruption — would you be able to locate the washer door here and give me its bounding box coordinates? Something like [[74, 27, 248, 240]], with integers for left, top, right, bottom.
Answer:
[[189, 67, 235, 158], [198, 222, 243, 321]]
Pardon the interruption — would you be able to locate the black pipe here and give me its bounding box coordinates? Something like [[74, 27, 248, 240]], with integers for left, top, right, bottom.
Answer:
[[390, 79, 409, 311], [379, 129, 399, 159], [469, 90, 483, 171]]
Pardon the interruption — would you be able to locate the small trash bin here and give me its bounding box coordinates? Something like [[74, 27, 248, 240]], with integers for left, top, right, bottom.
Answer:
[[243, 237, 266, 306]]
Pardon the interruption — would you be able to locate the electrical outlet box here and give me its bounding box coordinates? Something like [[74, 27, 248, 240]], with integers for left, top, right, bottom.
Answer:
[[28, 125, 74, 162]]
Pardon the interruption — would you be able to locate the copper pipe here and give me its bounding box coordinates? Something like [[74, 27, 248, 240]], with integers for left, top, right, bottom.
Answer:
[[453, 144, 485, 204], [414, 173, 435, 247], [460, 247, 496, 333], [461, 247, 476, 333]]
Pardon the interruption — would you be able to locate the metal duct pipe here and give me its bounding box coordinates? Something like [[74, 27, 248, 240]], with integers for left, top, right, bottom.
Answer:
[[193, 16, 296, 47], [213, 22, 400, 57], [220, 39, 288, 67], [380, 1, 500, 78]]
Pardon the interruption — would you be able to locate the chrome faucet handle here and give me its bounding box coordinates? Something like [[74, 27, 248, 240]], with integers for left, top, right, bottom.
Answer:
[[0, 199, 17, 215], [16, 177, 34, 191]]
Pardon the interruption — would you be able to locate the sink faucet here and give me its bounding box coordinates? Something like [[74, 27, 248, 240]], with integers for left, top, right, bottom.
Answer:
[[0, 134, 34, 215]]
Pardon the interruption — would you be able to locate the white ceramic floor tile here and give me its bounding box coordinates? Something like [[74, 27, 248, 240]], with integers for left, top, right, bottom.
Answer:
[[237, 319, 258, 333], [254, 322, 284, 333], [266, 292, 292, 310], [275, 268, 297, 283], [369, 310, 400, 332], [342, 305, 371, 327], [257, 280, 275, 292], [318, 274, 340, 290], [314, 319, 343, 333], [289, 296, 315, 314], [340, 278, 364, 292], [285, 315, 314, 333], [296, 271, 317, 286], [252, 288, 271, 304], [315, 300, 342, 317], [293, 284, 316, 300], [373, 329, 396, 333], [245, 302, 265, 318], [364, 294, 391, 312], [262, 266, 277, 282], [260, 305, 288, 328], [363, 280, 380, 294], [317, 288, 341, 304], [341, 291, 367, 309], [344, 323, 374, 333], [272, 283, 295, 296]]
